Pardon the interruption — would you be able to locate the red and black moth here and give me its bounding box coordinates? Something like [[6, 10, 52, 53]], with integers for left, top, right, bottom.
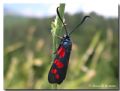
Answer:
[[48, 7, 90, 84]]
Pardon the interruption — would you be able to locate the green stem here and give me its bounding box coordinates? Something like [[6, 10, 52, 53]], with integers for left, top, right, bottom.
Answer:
[[52, 84, 57, 89], [51, 3, 65, 89], [78, 32, 101, 68]]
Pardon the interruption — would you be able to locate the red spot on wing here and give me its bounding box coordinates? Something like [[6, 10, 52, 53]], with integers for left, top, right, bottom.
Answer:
[[51, 68, 57, 74], [57, 46, 65, 58], [55, 74, 60, 79], [54, 59, 64, 68]]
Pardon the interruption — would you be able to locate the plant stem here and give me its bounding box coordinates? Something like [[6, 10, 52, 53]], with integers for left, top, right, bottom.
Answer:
[[51, 3, 65, 89]]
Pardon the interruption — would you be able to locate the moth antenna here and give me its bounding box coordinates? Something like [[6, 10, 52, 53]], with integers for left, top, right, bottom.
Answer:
[[69, 16, 90, 35], [57, 7, 68, 36]]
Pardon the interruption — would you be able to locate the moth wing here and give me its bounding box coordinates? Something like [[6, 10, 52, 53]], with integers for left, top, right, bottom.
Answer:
[[48, 45, 70, 84]]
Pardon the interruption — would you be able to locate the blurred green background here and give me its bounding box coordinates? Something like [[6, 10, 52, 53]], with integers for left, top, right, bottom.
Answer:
[[4, 4, 118, 89]]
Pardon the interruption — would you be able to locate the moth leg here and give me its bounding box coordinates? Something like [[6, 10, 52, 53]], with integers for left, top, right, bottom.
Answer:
[[52, 36, 62, 54], [55, 35, 63, 39], [53, 44, 62, 55], [53, 49, 58, 54]]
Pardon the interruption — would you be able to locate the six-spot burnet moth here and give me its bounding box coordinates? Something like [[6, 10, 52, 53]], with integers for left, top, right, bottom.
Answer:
[[48, 7, 90, 84]]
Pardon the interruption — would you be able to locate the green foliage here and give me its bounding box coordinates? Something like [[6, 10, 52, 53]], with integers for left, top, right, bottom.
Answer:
[[4, 10, 118, 89]]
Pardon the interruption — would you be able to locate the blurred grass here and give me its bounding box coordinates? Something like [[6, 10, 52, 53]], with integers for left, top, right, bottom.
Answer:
[[4, 10, 118, 89]]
